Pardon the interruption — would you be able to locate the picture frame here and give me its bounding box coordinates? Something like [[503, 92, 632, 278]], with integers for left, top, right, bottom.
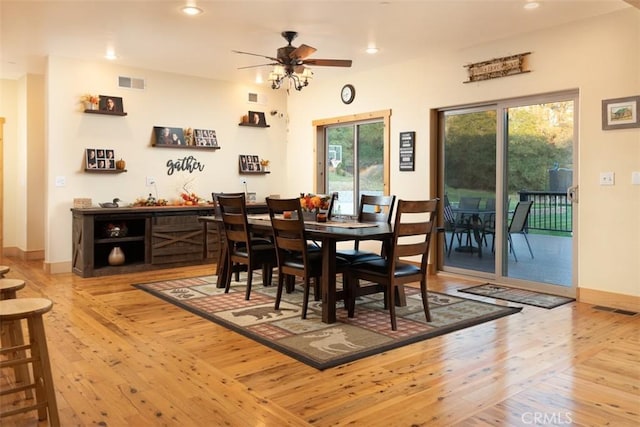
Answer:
[[86, 148, 115, 170], [248, 111, 267, 126], [239, 154, 262, 173], [153, 126, 186, 147], [602, 95, 640, 130], [193, 128, 219, 148], [99, 95, 124, 113]]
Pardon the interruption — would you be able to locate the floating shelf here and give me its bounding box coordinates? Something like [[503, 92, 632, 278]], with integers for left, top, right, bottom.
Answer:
[[239, 171, 270, 175], [84, 109, 128, 116], [84, 169, 127, 173], [238, 123, 270, 128]]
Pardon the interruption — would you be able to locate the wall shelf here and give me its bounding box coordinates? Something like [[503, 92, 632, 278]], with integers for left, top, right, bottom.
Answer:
[[238, 123, 270, 128], [239, 171, 270, 175], [84, 109, 128, 116], [85, 169, 127, 173]]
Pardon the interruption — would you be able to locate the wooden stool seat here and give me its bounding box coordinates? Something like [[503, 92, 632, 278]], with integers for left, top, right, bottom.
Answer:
[[0, 298, 59, 426], [0, 278, 26, 300], [0, 265, 10, 276]]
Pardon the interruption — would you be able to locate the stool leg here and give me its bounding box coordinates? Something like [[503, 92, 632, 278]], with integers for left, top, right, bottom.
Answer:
[[2, 318, 34, 399], [27, 316, 60, 427]]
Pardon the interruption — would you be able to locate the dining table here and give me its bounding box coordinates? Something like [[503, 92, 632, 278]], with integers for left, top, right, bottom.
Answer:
[[199, 214, 394, 324], [451, 207, 494, 258]]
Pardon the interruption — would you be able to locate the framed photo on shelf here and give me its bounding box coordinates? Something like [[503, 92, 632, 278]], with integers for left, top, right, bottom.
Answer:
[[194, 129, 219, 148], [239, 154, 262, 172], [602, 95, 640, 130], [99, 95, 124, 113], [248, 111, 267, 126], [87, 148, 115, 170], [153, 126, 186, 146]]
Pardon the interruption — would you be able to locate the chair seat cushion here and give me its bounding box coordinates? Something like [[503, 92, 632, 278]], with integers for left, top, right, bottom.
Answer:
[[336, 249, 381, 264], [283, 252, 349, 271], [351, 258, 420, 277], [233, 243, 275, 257]]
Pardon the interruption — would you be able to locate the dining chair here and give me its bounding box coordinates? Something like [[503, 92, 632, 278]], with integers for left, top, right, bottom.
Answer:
[[336, 194, 396, 263], [266, 197, 349, 319], [217, 194, 277, 300], [347, 198, 439, 330]]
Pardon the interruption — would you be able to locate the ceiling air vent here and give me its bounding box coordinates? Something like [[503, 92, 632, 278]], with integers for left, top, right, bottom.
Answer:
[[118, 75, 145, 90]]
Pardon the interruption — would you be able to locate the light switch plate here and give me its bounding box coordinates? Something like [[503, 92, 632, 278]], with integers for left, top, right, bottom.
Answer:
[[599, 172, 614, 186], [632, 171, 640, 185], [55, 176, 66, 187]]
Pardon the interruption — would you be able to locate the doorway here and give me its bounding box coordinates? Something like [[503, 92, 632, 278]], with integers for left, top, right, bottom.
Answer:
[[438, 91, 578, 296]]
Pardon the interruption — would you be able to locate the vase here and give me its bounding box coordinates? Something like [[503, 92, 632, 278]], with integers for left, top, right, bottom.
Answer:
[[108, 246, 125, 266]]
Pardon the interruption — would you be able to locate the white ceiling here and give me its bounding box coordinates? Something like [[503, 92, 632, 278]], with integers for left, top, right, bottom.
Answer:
[[0, 1, 633, 83]]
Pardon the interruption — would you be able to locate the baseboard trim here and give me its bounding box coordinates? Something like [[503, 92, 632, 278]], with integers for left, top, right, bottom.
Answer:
[[578, 287, 640, 312], [44, 260, 72, 275], [3, 247, 44, 261]]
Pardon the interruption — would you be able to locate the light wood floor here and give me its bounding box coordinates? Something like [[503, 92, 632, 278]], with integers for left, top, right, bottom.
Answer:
[[1, 257, 638, 426]]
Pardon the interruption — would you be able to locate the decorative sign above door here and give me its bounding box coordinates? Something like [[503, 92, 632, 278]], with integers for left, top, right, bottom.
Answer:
[[464, 52, 531, 83]]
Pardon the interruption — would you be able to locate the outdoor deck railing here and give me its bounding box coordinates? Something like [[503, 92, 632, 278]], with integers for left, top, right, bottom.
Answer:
[[518, 190, 572, 233]]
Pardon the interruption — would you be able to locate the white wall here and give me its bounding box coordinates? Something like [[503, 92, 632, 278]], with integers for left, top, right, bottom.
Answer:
[[2, 8, 638, 300], [285, 9, 640, 298], [42, 58, 287, 270]]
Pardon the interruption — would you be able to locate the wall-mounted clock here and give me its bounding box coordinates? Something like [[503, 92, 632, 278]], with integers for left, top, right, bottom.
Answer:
[[341, 84, 355, 104]]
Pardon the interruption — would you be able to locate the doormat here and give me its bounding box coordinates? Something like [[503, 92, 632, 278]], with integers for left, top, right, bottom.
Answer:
[[458, 283, 575, 309], [133, 275, 522, 370]]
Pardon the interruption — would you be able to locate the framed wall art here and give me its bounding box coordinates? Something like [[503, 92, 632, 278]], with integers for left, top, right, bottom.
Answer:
[[99, 95, 124, 113], [602, 95, 640, 130], [239, 154, 263, 173], [248, 111, 267, 126], [86, 148, 115, 170], [194, 129, 219, 148], [153, 126, 186, 146]]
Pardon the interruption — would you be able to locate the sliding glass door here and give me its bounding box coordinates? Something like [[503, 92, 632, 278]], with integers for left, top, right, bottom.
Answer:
[[440, 92, 577, 295]]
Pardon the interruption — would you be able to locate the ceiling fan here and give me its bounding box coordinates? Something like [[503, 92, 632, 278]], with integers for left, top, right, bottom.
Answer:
[[233, 31, 352, 90]]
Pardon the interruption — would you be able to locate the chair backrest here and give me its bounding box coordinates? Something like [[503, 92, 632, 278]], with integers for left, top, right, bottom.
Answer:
[[509, 201, 533, 234], [458, 196, 481, 210], [358, 194, 396, 224], [212, 192, 244, 216], [443, 195, 456, 224], [389, 199, 439, 273], [217, 194, 251, 252], [266, 197, 311, 271]]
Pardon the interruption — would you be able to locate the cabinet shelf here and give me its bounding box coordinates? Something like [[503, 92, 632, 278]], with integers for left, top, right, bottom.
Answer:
[[94, 236, 145, 244], [238, 123, 270, 128], [84, 109, 128, 116]]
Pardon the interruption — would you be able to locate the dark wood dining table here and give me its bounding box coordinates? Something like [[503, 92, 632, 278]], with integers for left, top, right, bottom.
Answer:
[[199, 214, 393, 324]]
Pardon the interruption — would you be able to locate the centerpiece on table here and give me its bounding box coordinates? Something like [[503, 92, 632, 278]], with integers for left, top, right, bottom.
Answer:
[[299, 193, 330, 222]]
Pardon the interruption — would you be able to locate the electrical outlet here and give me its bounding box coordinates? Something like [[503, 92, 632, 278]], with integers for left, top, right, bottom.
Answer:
[[146, 176, 156, 186], [599, 172, 614, 186]]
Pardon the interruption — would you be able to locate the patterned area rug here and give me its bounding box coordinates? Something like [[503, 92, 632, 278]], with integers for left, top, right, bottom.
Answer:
[[133, 276, 522, 370], [458, 283, 575, 309]]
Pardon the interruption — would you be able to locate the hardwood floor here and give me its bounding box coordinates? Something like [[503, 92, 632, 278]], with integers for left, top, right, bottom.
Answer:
[[1, 257, 638, 426]]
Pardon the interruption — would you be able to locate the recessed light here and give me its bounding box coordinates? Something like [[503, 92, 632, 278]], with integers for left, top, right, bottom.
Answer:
[[105, 50, 117, 60], [366, 47, 379, 54], [181, 6, 203, 15], [524, 1, 539, 10]]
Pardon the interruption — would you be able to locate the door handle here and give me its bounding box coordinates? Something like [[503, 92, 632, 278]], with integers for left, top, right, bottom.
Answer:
[[567, 185, 578, 204]]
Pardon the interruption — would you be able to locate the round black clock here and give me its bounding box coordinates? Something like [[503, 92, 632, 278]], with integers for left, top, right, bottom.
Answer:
[[341, 84, 355, 104]]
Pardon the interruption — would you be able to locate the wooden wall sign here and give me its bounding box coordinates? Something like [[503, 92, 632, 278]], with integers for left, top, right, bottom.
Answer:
[[464, 52, 531, 83]]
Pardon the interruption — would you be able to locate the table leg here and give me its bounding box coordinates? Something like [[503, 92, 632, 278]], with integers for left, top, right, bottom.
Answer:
[[321, 237, 337, 324]]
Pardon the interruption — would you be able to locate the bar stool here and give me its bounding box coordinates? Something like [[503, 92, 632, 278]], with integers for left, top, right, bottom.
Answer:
[[0, 298, 60, 426], [0, 278, 33, 400], [0, 265, 9, 277]]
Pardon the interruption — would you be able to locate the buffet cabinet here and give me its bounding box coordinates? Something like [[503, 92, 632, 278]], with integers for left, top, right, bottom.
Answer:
[[71, 206, 217, 277]]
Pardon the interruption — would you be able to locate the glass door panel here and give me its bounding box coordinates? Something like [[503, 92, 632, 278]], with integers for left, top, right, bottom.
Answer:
[[442, 108, 497, 275]]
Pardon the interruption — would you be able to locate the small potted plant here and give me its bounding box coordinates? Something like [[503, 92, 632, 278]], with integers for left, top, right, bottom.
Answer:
[[260, 159, 270, 172], [81, 94, 100, 110]]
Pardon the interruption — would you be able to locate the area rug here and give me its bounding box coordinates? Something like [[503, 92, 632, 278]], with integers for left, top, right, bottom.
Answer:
[[133, 276, 522, 370], [458, 283, 575, 309]]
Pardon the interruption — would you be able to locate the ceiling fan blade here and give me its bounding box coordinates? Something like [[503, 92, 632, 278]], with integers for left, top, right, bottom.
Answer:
[[289, 44, 316, 60], [237, 62, 279, 70], [302, 59, 353, 67], [232, 50, 280, 62]]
